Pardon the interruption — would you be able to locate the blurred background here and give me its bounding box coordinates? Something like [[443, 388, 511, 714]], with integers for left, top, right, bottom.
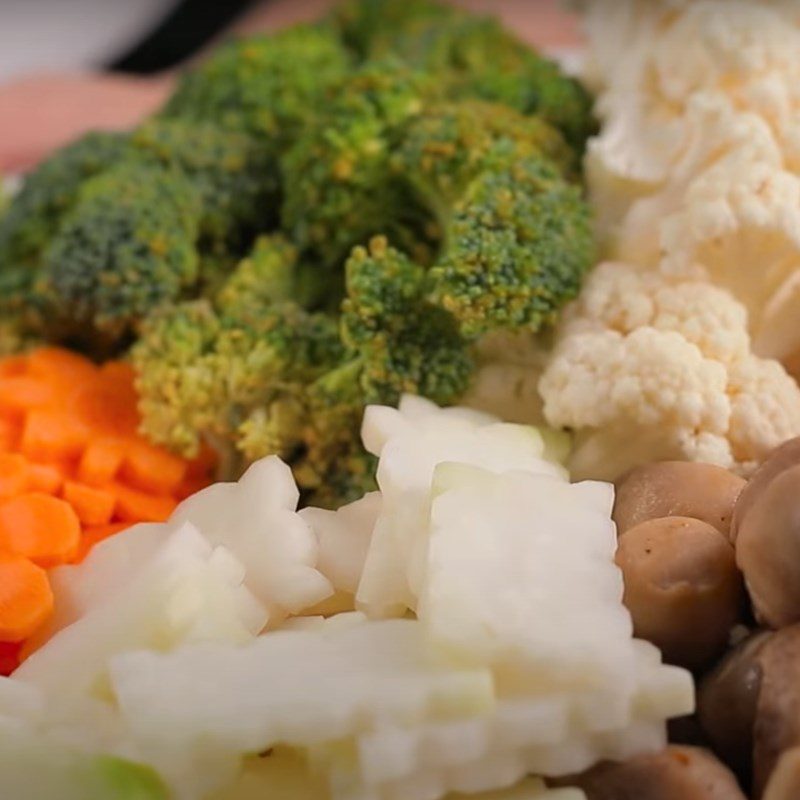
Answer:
[[0, 0, 582, 172]]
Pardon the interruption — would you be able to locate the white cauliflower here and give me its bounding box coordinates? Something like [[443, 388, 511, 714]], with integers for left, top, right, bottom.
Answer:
[[539, 263, 800, 480]]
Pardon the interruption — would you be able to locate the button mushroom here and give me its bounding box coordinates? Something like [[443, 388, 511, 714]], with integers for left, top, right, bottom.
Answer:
[[764, 747, 800, 800], [731, 437, 800, 544], [698, 625, 800, 797], [614, 462, 745, 539], [564, 746, 746, 800], [615, 516, 744, 670], [735, 462, 800, 628]]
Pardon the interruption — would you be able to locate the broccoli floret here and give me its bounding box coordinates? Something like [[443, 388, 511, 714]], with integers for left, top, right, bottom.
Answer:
[[428, 153, 594, 338], [281, 61, 437, 269], [0, 132, 129, 269], [394, 99, 578, 217], [341, 236, 473, 404], [162, 25, 352, 151], [133, 237, 344, 468], [130, 120, 278, 251], [40, 163, 201, 347], [330, 0, 595, 153]]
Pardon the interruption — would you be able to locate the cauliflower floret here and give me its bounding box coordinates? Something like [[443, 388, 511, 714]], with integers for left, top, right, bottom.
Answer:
[[539, 263, 800, 480]]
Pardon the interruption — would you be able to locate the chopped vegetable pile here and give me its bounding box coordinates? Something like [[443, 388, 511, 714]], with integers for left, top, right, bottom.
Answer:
[[0, 347, 213, 671], [0, 0, 595, 508], [2, 0, 800, 799]]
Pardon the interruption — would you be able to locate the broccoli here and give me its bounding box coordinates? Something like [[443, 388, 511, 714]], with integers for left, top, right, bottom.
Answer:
[[40, 163, 201, 348], [133, 236, 344, 470], [162, 24, 352, 150], [330, 0, 596, 153], [130, 120, 278, 251], [428, 153, 594, 338], [280, 61, 437, 269]]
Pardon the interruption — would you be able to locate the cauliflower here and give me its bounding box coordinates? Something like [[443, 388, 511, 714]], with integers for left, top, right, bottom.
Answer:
[[539, 262, 800, 480]]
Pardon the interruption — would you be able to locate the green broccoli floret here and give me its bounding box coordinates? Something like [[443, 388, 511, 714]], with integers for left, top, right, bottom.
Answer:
[[330, 0, 595, 153], [394, 99, 578, 217], [133, 236, 344, 471], [280, 61, 437, 269], [0, 131, 129, 269], [162, 25, 352, 151], [428, 153, 594, 338], [40, 163, 201, 347], [130, 119, 278, 251], [341, 236, 473, 404]]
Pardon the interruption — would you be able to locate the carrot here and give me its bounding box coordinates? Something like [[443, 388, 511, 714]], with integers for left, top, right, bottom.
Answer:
[[25, 347, 99, 391], [0, 551, 54, 641], [0, 454, 28, 499], [0, 493, 81, 567], [121, 441, 187, 495], [69, 380, 140, 439], [0, 641, 21, 675], [0, 356, 27, 379], [20, 410, 89, 462], [26, 463, 66, 495], [174, 473, 212, 501], [0, 417, 20, 452], [62, 481, 116, 526], [76, 522, 129, 562], [77, 438, 125, 486], [0, 377, 54, 415], [186, 443, 218, 479], [111, 484, 178, 523]]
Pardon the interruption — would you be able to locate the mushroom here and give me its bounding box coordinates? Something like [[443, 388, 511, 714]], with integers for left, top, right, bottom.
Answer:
[[764, 747, 800, 800], [614, 462, 745, 539], [615, 516, 743, 670], [734, 462, 800, 628], [698, 625, 800, 796], [563, 746, 746, 800], [731, 437, 800, 544]]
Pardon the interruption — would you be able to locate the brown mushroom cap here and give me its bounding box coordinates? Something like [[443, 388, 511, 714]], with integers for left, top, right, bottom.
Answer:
[[731, 437, 800, 544], [567, 746, 746, 800], [735, 463, 800, 628], [698, 626, 800, 797], [614, 462, 745, 539], [698, 631, 772, 785], [753, 625, 800, 796], [764, 747, 800, 800], [615, 516, 743, 670]]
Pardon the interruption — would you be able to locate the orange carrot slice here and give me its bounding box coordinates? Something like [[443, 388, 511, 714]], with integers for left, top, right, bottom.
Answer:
[[121, 441, 187, 495], [0, 551, 54, 641], [0, 640, 21, 675], [76, 522, 129, 562], [0, 377, 54, 415], [62, 481, 116, 526], [26, 347, 99, 391], [0, 356, 27, 379], [20, 409, 89, 462], [77, 438, 125, 486], [0, 418, 19, 452], [111, 484, 177, 523], [0, 494, 81, 567], [26, 463, 66, 495], [0, 454, 28, 499]]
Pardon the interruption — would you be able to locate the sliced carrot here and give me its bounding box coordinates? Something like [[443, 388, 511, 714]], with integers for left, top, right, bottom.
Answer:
[[26, 463, 66, 495], [77, 438, 125, 486], [174, 473, 211, 501], [0, 377, 54, 415], [111, 484, 177, 523], [62, 481, 116, 526], [0, 417, 20, 452], [0, 493, 81, 567], [76, 522, 129, 562], [0, 356, 27, 379], [20, 409, 89, 462], [0, 551, 54, 641], [69, 380, 140, 439], [0, 640, 22, 675], [26, 347, 99, 392], [0, 454, 28, 499], [120, 441, 187, 495]]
